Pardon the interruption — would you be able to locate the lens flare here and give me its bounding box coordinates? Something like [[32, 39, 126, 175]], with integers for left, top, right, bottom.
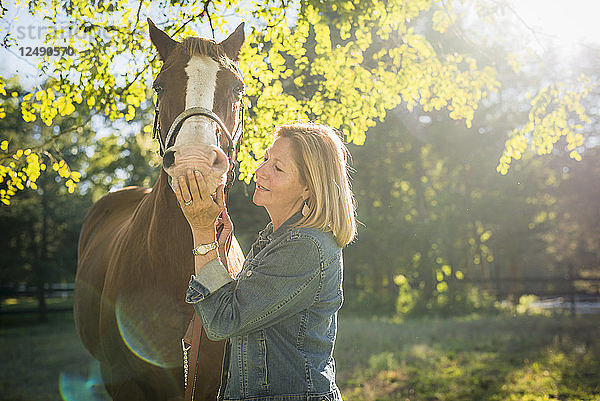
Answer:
[[115, 292, 182, 368], [59, 361, 110, 401]]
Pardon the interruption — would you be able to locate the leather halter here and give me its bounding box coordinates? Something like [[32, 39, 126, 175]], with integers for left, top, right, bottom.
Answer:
[[151, 66, 245, 401], [152, 92, 244, 191]]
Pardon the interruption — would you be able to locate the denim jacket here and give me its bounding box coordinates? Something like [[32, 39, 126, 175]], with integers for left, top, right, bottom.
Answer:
[[185, 211, 344, 401]]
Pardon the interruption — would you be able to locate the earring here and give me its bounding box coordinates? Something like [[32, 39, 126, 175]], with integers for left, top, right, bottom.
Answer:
[[302, 199, 310, 216]]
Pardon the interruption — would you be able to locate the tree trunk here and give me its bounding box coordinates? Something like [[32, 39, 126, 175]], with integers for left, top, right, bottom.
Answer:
[[412, 142, 435, 313], [36, 183, 50, 323]]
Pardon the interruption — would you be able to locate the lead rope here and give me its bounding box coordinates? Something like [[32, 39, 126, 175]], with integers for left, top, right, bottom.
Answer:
[[183, 188, 231, 401]]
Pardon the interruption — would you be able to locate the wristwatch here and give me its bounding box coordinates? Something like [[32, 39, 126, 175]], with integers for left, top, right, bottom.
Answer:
[[192, 241, 218, 256]]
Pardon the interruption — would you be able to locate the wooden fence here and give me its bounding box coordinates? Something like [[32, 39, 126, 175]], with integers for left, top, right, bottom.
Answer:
[[0, 283, 74, 320], [343, 274, 600, 315], [457, 275, 600, 314], [2, 276, 600, 320]]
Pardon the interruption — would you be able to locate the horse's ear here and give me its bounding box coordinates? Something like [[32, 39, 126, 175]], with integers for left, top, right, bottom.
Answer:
[[148, 18, 178, 61], [220, 22, 245, 61]]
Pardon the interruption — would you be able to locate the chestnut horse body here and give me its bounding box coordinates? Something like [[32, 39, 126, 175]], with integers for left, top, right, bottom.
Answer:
[[74, 20, 245, 401]]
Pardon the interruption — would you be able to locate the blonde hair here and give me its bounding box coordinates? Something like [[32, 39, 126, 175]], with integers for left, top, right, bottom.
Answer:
[[275, 123, 357, 247]]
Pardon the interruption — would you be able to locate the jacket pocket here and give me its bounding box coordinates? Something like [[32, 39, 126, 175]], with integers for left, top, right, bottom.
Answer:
[[308, 392, 336, 401], [258, 329, 270, 389]]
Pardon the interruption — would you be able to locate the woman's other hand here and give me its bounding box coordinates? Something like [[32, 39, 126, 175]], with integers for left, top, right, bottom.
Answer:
[[216, 207, 233, 259]]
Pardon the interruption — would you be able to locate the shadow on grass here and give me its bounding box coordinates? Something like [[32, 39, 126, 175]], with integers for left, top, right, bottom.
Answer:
[[335, 313, 600, 401]]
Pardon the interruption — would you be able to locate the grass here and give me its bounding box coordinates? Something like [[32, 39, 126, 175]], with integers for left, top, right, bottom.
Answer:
[[1, 311, 599, 401], [335, 314, 600, 401], [0, 312, 103, 401]]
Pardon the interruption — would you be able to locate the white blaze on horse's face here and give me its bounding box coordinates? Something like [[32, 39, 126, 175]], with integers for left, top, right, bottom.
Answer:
[[162, 54, 229, 195], [177, 55, 220, 147]]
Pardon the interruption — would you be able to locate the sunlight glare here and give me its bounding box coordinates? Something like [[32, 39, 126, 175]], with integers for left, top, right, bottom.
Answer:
[[511, 0, 600, 52]]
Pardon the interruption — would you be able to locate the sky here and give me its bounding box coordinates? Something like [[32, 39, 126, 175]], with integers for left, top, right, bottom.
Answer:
[[0, 1, 244, 89], [510, 0, 598, 45], [1, 0, 599, 89], [507, 0, 600, 56]]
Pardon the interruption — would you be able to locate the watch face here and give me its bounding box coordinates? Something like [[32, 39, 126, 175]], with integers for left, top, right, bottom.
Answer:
[[193, 242, 216, 255]]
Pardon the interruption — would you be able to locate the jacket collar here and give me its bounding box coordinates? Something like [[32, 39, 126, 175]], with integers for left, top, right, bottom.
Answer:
[[259, 209, 304, 242]]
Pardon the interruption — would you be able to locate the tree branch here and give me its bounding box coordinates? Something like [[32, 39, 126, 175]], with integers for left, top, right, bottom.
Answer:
[[133, 0, 144, 32], [116, 53, 158, 96], [165, 0, 220, 40], [499, 0, 547, 54]]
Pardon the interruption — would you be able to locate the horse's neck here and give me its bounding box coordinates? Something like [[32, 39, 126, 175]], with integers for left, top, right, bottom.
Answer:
[[148, 170, 178, 215], [142, 171, 193, 264]]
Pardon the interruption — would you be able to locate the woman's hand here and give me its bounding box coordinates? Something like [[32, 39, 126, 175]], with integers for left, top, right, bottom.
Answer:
[[173, 169, 225, 234], [216, 207, 233, 258]]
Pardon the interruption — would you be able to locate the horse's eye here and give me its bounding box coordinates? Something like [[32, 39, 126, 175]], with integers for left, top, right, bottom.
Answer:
[[232, 83, 243, 98], [153, 84, 165, 96]]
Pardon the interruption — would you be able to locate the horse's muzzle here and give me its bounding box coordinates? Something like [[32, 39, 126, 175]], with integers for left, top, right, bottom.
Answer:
[[163, 149, 176, 169], [162, 144, 229, 194]]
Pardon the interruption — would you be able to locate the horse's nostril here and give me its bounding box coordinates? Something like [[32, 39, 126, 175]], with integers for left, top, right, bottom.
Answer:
[[163, 150, 175, 169], [212, 150, 227, 170]]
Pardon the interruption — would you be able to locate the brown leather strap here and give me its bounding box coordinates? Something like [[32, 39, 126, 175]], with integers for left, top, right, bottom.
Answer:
[[183, 195, 229, 401], [184, 314, 202, 401], [184, 193, 231, 401], [183, 314, 226, 401]]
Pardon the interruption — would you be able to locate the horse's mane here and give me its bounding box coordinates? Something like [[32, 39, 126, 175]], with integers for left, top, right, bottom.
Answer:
[[165, 37, 241, 79]]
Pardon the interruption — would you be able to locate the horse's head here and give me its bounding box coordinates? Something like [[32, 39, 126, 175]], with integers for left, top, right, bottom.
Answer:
[[148, 18, 245, 195]]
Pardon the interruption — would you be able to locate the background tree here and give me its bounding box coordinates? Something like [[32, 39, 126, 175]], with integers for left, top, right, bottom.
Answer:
[[1, 0, 599, 319], [5, 0, 581, 202], [0, 80, 93, 320], [337, 10, 600, 315], [0, 79, 159, 319]]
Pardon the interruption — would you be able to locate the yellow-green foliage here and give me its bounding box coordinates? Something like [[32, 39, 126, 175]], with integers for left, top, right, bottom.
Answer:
[[238, 0, 500, 181], [0, 0, 593, 201], [0, 140, 81, 205], [497, 76, 591, 175]]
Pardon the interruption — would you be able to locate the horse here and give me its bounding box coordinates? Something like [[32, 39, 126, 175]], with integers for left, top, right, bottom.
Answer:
[[73, 18, 246, 401]]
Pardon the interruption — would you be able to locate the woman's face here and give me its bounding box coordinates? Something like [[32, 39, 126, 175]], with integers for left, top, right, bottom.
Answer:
[[253, 136, 309, 223]]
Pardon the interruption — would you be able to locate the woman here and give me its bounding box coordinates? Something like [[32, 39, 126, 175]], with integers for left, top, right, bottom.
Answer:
[[173, 122, 356, 401]]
